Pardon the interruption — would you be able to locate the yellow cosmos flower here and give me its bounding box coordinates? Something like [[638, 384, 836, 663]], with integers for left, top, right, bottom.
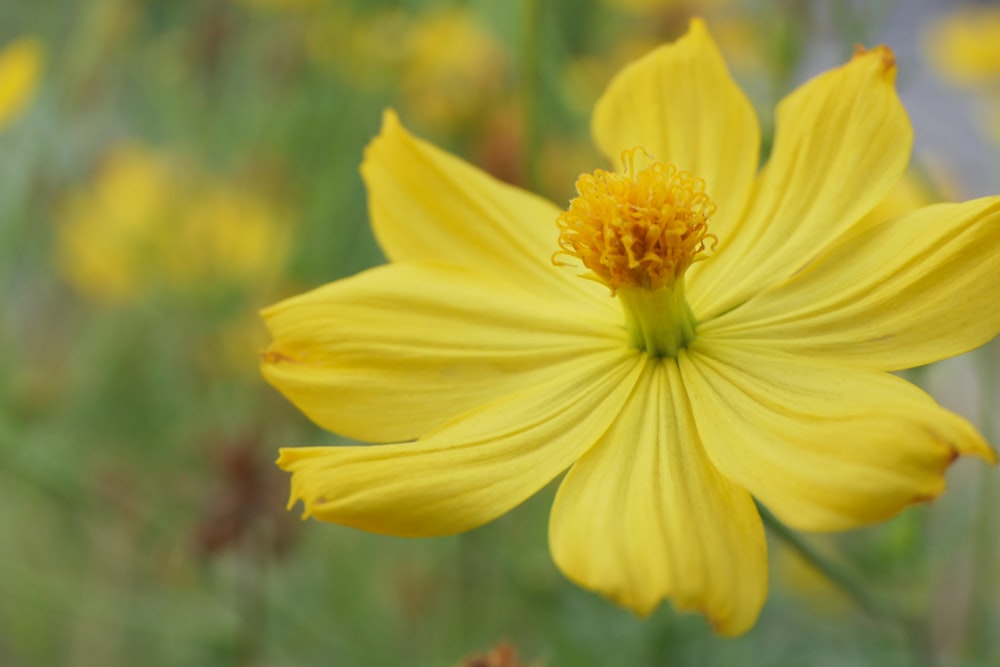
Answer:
[[57, 144, 291, 304], [305, 6, 507, 130], [400, 8, 508, 129], [924, 6, 1000, 84], [0, 36, 43, 131], [261, 20, 1000, 635]]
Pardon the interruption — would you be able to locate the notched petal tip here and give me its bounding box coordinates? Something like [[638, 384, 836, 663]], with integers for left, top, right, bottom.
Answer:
[[275, 446, 320, 472], [259, 346, 293, 365], [674, 596, 758, 638], [380, 107, 401, 129], [627, 603, 657, 620], [960, 440, 998, 465], [938, 421, 999, 466], [287, 495, 309, 518], [687, 16, 709, 36], [275, 448, 294, 470], [656, 15, 716, 61], [908, 490, 944, 507], [956, 423, 1000, 465], [276, 448, 316, 518], [378, 108, 408, 142], [360, 108, 407, 175], [852, 43, 897, 80]]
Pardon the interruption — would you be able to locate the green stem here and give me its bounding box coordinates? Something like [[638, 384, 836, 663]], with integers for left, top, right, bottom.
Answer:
[[759, 504, 937, 667], [618, 284, 696, 359], [759, 504, 884, 617], [963, 342, 1000, 660]]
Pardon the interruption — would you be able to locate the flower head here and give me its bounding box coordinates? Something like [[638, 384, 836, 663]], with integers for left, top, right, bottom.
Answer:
[[555, 149, 717, 294], [261, 19, 1000, 635]]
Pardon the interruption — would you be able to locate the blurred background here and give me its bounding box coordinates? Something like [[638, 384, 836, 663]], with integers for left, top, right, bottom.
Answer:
[[2, 0, 1000, 665]]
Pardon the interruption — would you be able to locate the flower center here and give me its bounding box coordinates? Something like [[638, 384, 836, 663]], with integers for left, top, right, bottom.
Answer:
[[554, 148, 717, 358], [555, 148, 716, 293]]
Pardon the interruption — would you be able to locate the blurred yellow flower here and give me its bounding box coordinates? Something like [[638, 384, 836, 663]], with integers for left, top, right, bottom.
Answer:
[[0, 36, 44, 131], [925, 6, 1000, 84], [56, 143, 291, 304], [262, 20, 1000, 635], [306, 7, 507, 129], [306, 8, 414, 86], [166, 185, 290, 290], [56, 145, 173, 302], [401, 9, 508, 129]]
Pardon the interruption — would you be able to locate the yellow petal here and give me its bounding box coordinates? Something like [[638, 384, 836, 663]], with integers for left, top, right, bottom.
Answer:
[[0, 36, 43, 131], [261, 262, 625, 443], [679, 344, 995, 533], [690, 45, 912, 319], [277, 349, 644, 537], [591, 18, 759, 246], [362, 110, 613, 313], [701, 197, 1000, 371], [549, 358, 767, 636]]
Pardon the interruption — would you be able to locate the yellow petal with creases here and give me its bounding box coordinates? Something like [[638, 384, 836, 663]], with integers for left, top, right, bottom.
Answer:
[[701, 197, 1000, 371], [362, 110, 614, 315], [690, 45, 912, 319], [591, 18, 759, 248], [277, 349, 644, 536], [680, 344, 994, 532], [549, 358, 767, 636], [262, 262, 625, 443]]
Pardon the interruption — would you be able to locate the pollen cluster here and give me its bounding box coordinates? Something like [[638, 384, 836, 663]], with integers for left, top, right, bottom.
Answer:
[[555, 149, 717, 293]]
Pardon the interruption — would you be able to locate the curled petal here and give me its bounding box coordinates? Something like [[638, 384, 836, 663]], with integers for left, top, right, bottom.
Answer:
[[278, 349, 644, 537], [680, 344, 994, 532], [363, 110, 613, 313], [701, 197, 1000, 371], [262, 262, 623, 443]]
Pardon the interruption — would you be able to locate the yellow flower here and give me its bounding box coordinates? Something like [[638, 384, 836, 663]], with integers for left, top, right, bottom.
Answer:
[[56, 144, 176, 303], [924, 6, 1000, 84], [261, 20, 1000, 635], [56, 143, 290, 304], [400, 8, 508, 129], [306, 7, 507, 129], [0, 36, 43, 131]]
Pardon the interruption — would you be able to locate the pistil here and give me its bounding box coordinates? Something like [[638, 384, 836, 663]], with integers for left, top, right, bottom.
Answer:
[[618, 283, 697, 358], [554, 148, 716, 358]]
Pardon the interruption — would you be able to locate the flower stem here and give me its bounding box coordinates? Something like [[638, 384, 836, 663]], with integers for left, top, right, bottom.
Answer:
[[758, 504, 884, 616], [618, 284, 696, 359], [963, 342, 1000, 660], [759, 504, 937, 667]]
